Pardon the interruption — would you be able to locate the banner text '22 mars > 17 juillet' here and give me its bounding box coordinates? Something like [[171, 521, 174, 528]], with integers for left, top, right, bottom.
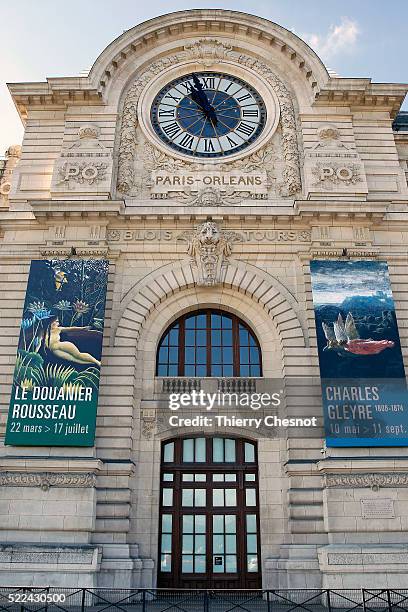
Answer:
[[5, 259, 108, 446], [310, 260, 407, 447]]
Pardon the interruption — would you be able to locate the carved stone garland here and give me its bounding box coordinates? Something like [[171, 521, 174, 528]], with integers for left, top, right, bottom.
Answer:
[[0, 471, 96, 490], [325, 473, 408, 489], [117, 52, 187, 194], [116, 43, 301, 197], [226, 50, 301, 196]]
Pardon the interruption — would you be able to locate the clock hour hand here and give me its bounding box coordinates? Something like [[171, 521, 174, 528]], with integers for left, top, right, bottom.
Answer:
[[190, 74, 218, 126]]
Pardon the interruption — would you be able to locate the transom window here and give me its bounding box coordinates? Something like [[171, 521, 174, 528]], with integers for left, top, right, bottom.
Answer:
[[156, 310, 262, 377]]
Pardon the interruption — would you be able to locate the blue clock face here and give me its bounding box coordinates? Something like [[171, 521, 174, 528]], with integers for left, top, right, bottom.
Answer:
[[150, 72, 267, 158]]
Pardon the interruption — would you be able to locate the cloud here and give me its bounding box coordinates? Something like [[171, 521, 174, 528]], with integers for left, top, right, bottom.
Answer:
[[304, 17, 360, 62]]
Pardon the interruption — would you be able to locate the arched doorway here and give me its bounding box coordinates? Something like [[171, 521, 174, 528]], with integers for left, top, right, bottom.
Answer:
[[158, 436, 261, 589]]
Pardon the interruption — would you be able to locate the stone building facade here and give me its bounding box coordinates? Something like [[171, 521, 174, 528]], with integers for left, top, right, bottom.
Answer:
[[0, 9, 408, 590]]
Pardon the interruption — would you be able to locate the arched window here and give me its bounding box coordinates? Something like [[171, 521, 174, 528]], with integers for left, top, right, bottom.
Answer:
[[156, 310, 262, 377]]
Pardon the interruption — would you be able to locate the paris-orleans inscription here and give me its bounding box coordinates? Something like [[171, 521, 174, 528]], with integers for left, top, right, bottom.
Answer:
[[106, 229, 311, 243], [142, 142, 276, 203], [150, 171, 268, 201]]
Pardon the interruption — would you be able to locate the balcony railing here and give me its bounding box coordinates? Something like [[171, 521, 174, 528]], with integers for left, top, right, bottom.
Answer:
[[159, 377, 260, 394], [218, 377, 257, 393], [161, 377, 202, 393]]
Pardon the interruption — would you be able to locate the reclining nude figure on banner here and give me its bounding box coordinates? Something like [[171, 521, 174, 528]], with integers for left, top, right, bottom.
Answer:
[[43, 316, 101, 366]]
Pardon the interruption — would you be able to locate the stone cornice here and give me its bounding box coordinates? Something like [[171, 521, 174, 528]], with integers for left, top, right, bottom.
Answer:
[[29, 200, 124, 220], [0, 456, 102, 473], [2, 199, 408, 227], [8, 16, 407, 123], [393, 132, 408, 144], [0, 211, 37, 230], [314, 82, 408, 117], [295, 200, 388, 221], [318, 457, 408, 474], [7, 82, 102, 122], [98, 460, 135, 477], [284, 461, 320, 477]]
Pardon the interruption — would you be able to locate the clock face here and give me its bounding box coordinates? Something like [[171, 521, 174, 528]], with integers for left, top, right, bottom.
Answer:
[[150, 72, 267, 159]]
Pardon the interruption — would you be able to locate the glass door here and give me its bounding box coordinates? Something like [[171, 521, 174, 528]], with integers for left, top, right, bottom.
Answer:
[[158, 437, 261, 589]]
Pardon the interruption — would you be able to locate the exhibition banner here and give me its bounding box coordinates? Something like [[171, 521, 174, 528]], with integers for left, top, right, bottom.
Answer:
[[310, 260, 408, 447], [5, 259, 109, 446]]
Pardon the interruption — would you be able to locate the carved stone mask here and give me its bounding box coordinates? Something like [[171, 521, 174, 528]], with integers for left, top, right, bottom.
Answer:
[[200, 190, 220, 206], [198, 222, 220, 244]]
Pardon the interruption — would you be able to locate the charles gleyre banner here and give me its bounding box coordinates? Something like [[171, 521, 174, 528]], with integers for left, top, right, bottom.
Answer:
[[5, 259, 109, 446], [310, 260, 408, 447]]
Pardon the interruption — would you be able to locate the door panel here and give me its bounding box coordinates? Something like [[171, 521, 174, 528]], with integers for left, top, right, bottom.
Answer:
[[158, 437, 261, 589]]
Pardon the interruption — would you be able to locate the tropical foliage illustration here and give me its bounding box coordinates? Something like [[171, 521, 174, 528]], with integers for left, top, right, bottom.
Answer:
[[13, 259, 108, 393]]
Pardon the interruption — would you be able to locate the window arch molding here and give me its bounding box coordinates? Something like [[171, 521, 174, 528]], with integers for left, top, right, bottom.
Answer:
[[156, 309, 262, 377], [115, 260, 307, 348]]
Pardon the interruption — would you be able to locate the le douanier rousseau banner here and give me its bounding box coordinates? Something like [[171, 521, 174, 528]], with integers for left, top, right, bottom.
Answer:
[[310, 260, 408, 447], [5, 259, 109, 446]]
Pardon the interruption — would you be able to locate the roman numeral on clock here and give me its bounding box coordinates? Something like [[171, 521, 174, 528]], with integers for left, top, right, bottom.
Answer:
[[204, 139, 215, 152], [226, 135, 238, 148], [178, 82, 192, 94], [236, 122, 255, 136], [165, 93, 181, 103], [201, 77, 216, 89], [179, 133, 195, 149], [162, 122, 182, 139], [159, 109, 176, 117], [242, 109, 259, 117], [152, 72, 266, 158], [237, 93, 252, 102]]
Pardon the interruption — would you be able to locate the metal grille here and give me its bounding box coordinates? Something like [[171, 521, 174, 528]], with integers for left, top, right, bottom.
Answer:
[[1, 588, 408, 612]]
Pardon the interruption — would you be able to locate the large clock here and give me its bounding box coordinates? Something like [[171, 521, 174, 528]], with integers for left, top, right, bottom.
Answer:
[[150, 72, 267, 159]]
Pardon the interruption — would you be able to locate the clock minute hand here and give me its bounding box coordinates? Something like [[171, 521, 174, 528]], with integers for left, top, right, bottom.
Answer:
[[191, 75, 218, 125]]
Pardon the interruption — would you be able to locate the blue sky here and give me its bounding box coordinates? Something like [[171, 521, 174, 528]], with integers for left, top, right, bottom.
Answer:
[[0, 0, 407, 153]]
